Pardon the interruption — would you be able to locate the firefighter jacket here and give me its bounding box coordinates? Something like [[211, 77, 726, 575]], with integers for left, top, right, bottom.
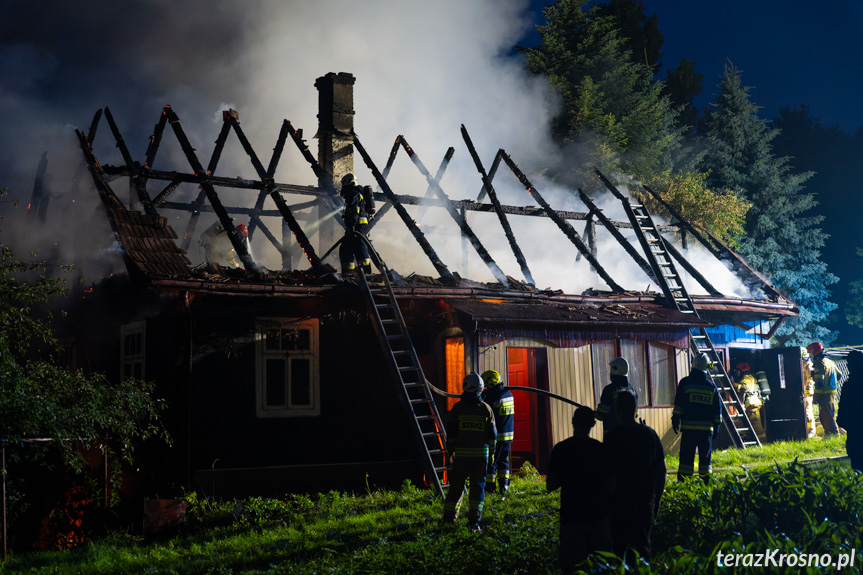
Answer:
[[811, 355, 838, 394], [340, 183, 373, 228], [734, 374, 763, 408], [672, 369, 722, 433], [446, 392, 497, 459], [596, 375, 639, 433], [482, 385, 515, 442]]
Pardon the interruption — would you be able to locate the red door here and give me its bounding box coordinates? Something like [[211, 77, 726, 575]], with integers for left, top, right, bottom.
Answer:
[[507, 348, 535, 455]]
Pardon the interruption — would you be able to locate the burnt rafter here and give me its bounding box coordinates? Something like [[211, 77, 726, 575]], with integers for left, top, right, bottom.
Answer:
[[104, 107, 158, 218], [180, 116, 231, 251], [398, 135, 510, 287], [284, 120, 343, 221], [225, 115, 324, 271], [577, 189, 656, 282], [416, 146, 454, 223], [461, 126, 535, 286], [352, 132, 455, 283], [159, 106, 260, 273], [593, 169, 723, 297], [640, 183, 784, 301], [499, 151, 624, 292]]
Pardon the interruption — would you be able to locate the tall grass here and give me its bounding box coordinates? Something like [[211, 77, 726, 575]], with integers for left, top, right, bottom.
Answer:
[[0, 439, 854, 574]]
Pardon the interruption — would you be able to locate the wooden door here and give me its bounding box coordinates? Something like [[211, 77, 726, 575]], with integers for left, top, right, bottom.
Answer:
[[507, 347, 534, 454]]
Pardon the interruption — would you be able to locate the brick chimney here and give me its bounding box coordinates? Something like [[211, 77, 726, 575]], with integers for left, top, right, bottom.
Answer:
[[314, 72, 355, 255], [315, 72, 355, 182]]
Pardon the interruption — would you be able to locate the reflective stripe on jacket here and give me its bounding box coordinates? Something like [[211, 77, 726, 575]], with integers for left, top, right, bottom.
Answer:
[[672, 369, 722, 432], [482, 386, 515, 442], [446, 393, 496, 458]]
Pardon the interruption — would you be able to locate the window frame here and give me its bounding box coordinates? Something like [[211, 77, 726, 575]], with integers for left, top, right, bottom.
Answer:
[[255, 318, 320, 418], [120, 321, 146, 381], [591, 338, 680, 408]]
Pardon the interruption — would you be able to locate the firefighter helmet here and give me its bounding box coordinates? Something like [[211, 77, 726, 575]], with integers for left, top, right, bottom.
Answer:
[[735, 362, 751, 373], [609, 357, 629, 376], [341, 173, 357, 186], [481, 370, 502, 387], [463, 372, 484, 394], [807, 342, 824, 357], [236, 224, 249, 238], [692, 352, 714, 371]]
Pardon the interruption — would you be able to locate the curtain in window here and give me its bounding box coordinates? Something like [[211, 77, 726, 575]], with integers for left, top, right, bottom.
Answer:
[[650, 342, 676, 406], [620, 339, 647, 407], [591, 340, 615, 406]]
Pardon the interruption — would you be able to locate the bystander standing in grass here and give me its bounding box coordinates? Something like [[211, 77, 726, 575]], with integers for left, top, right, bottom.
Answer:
[[547, 406, 614, 573], [837, 349, 863, 471], [605, 390, 666, 564]]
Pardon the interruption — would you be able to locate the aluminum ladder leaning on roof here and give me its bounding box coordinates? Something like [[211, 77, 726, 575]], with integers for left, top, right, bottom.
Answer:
[[594, 168, 761, 449], [353, 233, 450, 496]]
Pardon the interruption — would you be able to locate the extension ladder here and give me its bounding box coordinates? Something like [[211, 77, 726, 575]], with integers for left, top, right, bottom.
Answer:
[[354, 235, 450, 495], [595, 170, 760, 448]]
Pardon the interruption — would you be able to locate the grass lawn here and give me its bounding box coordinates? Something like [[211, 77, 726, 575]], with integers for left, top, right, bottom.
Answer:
[[0, 436, 855, 574]]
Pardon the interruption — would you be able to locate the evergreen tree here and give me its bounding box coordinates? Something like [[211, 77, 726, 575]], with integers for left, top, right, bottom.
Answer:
[[595, 0, 663, 70], [665, 57, 703, 129], [519, 0, 680, 184], [699, 64, 837, 346]]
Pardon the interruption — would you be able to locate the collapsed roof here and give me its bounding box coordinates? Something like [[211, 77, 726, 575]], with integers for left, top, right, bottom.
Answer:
[[72, 72, 798, 338]]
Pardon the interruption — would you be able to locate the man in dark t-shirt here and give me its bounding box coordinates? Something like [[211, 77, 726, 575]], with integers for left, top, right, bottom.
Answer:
[[547, 407, 614, 573], [604, 390, 666, 564]]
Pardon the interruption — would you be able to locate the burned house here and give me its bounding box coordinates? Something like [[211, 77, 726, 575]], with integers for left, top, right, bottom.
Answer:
[[61, 72, 801, 498]]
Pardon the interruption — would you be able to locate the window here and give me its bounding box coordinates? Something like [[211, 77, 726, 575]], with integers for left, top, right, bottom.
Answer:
[[620, 339, 648, 405], [256, 318, 320, 418], [649, 342, 676, 406], [591, 340, 615, 405], [592, 338, 680, 408], [120, 321, 145, 381]]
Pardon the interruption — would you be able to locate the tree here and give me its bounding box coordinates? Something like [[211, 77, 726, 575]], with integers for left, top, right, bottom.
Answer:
[[519, 0, 681, 184], [699, 64, 837, 346], [595, 0, 664, 70], [773, 105, 863, 345], [642, 171, 750, 246], [665, 57, 703, 129], [0, 241, 169, 480]]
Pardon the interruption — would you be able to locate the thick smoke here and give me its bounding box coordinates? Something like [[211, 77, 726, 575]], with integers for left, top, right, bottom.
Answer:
[[0, 0, 758, 300]]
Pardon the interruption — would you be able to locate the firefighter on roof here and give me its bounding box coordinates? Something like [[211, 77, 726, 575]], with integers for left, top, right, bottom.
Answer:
[[731, 362, 766, 442], [481, 370, 514, 496], [443, 372, 496, 533], [338, 173, 375, 275], [596, 357, 638, 436], [671, 352, 722, 482], [807, 342, 839, 435]]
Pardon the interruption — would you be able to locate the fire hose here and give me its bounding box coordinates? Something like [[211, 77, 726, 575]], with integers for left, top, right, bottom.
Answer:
[[425, 380, 590, 411]]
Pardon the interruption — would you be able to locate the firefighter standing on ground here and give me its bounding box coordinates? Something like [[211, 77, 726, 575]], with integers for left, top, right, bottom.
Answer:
[[731, 362, 767, 442], [672, 352, 722, 481], [338, 173, 375, 275], [481, 370, 514, 496], [595, 357, 638, 436], [807, 342, 839, 435], [443, 373, 496, 533]]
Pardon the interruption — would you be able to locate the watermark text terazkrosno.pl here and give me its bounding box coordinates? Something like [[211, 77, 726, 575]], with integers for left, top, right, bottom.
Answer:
[[717, 549, 856, 570]]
